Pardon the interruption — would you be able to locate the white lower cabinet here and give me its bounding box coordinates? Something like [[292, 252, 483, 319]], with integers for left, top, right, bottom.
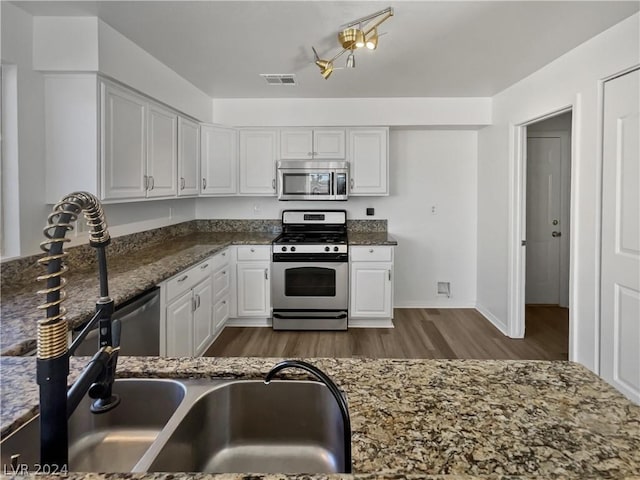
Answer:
[[192, 277, 214, 356], [236, 246, 271, 318], [165, 290, 194, 357], [349, 246, 394, 325]]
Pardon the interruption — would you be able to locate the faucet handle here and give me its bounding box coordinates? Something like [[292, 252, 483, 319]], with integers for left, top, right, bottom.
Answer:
[[111, 318, 122, 349]]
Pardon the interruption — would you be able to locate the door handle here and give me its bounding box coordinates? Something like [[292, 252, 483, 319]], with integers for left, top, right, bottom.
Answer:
[[552, 231, 562, 237]]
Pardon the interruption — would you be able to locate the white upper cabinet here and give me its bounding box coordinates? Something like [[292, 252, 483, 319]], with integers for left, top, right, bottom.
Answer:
[[101, 82, 147, 200], [147, 103, 178, 198], [239, 129, 278, 195], [280, 128, 345, 160], [178, 117, 200, 197], [201, 125, 238, 195], [348, 127, 389, 195]]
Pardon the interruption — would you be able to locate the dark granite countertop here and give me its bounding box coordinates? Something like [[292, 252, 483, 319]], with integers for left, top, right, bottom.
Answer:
[[0, 232, 276, 356], [1, 356, 639, 479]]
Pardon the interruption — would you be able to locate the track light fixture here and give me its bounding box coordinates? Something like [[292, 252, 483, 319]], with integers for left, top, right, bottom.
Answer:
[[312, 6, 393, 79]]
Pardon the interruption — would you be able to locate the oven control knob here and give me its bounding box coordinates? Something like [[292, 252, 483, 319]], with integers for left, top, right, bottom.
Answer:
[[325, 246, 330, 252], [281, 246, 287, 252], [291, 246, 296, 252], [334, 246, 339, 252]]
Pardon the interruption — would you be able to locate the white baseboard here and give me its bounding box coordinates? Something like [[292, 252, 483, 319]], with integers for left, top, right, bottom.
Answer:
[[348, 318, 394, 328], [475, 303, 508, 335], [226, 317, 272, 327], [394, 301, 477, 308]]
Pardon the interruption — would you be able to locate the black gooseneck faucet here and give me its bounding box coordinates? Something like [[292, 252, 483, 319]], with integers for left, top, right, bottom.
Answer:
[[264, 360, 352, 473], [36, 192, 120, 469]]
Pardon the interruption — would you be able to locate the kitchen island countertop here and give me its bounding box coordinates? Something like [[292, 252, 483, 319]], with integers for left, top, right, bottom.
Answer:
[[1, 356, 639, 479]]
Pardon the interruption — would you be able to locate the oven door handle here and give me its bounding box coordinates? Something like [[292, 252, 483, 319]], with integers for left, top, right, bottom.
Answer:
[[273, 313, 348, 320]]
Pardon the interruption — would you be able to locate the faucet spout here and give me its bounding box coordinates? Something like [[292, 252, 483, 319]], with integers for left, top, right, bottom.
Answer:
[[36, 192, 118, 470], [264, 360, 352, 473]]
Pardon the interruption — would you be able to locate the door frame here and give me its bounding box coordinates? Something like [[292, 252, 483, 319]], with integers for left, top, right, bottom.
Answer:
[[507, 104, 577, 356]]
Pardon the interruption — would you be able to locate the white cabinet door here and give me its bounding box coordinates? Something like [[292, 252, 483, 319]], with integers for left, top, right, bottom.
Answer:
[[192, 277, 214, 356], [101, 83, 147, 200], [237, 262, 270, 316], [165, 290, 193, 357], [313, 128, 346, 159], [280, 128, 345, 159], [201, 125, 237, 195], [350, 262, 393, 318], [213, 264, 231, 302], [213, 297, 230, 332], [147, 103, 178, 198], [348, 128, 389, 195], [280, 129, 313, 159], [178, 117, 200, 197], [239, 129, 277, 195]]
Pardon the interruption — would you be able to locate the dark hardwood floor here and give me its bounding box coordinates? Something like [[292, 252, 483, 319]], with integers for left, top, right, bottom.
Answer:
[[205, 307, 569, 360]]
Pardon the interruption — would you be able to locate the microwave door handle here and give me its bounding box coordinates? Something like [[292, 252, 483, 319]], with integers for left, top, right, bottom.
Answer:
[[331, 172, 335, 196]]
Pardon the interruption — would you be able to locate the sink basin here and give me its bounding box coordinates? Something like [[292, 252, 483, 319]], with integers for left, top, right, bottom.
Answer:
[[145, 380, 348, 474], [2, 378, 350, 474], [1, 379, 186, 472]]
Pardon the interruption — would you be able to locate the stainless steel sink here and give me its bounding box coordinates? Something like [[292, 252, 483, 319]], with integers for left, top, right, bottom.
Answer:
[[1, 379, 186, 472], [144, 380, 348, 474], [1, 378, 351, 474]]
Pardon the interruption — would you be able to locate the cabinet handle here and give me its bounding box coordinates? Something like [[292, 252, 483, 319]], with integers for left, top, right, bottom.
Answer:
[[222, 271, 226, 275], [222, 300, 227, 305], [197, 294, 201, 309], [149, 176, 155, 190], [143, 175, 148, 190], [264, 268, 269, 280], [180, 177, 185, 190], [250, 248, 255, 253], [272, 179, 276, 190], [192, 297, 198, 312], [350, 178, 354, 190], [388, 270, 392, 281], [222, 252, 226, 256], [201, 263, 209, 270], [177, 275, 189, 283], [202, 178, 207, 190]]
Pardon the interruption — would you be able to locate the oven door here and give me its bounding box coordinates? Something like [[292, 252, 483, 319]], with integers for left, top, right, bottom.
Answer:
[[272, 261, 348, 311]]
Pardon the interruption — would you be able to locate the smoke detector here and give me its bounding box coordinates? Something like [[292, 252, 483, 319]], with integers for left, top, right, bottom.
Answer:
[[260, 74, 297, 86]]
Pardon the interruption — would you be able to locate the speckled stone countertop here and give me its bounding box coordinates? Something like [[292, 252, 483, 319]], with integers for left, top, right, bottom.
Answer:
[[1, 356, 639, 479], [348, 232, 398, 246], [0, 232, 276, 356]]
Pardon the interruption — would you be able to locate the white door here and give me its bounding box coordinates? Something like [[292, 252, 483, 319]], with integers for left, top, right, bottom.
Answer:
[[201, 125, 237, 195], [147, 104, 178, 198], [165, 290, 193, 357], [350, 263, 393, 318], [192, 277, 214, 356], [280, 129, 313, 159], [600, 68, 640, 404], [239, 130, 277, 195], [348, 128, 389, 195], [101, 84, 147, 200], [178, 117, 200, 196], [525, 134, 564, 304], [313, 129, 346, 159], [236, 263, 270, 317]]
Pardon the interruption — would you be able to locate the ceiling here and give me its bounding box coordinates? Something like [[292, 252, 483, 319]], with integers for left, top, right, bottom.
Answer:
[[11, 1, 640, 98]]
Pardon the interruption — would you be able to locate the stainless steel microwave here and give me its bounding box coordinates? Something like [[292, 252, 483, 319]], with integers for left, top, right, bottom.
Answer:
[[277, 160, 349, 201]]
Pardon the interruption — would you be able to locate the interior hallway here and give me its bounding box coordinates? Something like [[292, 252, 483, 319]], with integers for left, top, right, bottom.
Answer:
[[206, 307, 569, 360]]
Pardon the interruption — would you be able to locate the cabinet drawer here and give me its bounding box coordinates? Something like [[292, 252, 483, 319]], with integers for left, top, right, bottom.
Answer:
[[237, 245, 270, 261], [212, 248, 230, 269], [350, 246, 393, 262], [166, 259, 213, 301]]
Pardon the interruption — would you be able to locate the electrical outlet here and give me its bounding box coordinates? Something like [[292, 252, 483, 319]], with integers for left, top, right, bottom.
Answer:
[[431, 205, 437, 215]]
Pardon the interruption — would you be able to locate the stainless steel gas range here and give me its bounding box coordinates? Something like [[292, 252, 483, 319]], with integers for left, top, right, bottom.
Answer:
[[271, 210, 348, 330]]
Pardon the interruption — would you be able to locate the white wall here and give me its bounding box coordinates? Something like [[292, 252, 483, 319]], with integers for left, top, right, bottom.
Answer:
[[31, 16, 213, 122], [197, 129, 478, 308], [1, 3, 49, 259], [213, 97, 491, 127], [477, 13, 640, 371]]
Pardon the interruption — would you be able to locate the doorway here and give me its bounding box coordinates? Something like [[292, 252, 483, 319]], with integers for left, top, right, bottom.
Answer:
[[524, 112, 572, 359]]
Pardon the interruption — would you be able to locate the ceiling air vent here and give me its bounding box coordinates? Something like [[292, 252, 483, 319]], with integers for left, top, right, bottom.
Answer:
[[260, 74, 297, 86]]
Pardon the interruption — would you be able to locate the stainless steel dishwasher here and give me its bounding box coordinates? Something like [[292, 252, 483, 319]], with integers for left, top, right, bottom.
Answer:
[[72, 287, 160, 356]]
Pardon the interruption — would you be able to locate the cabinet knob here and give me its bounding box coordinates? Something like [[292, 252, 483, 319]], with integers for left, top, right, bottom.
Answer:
[[250, 248, 255, 252], [222, 252, 226, 256], [369, 248, 374, 253], [222, 271, 226, 275]]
